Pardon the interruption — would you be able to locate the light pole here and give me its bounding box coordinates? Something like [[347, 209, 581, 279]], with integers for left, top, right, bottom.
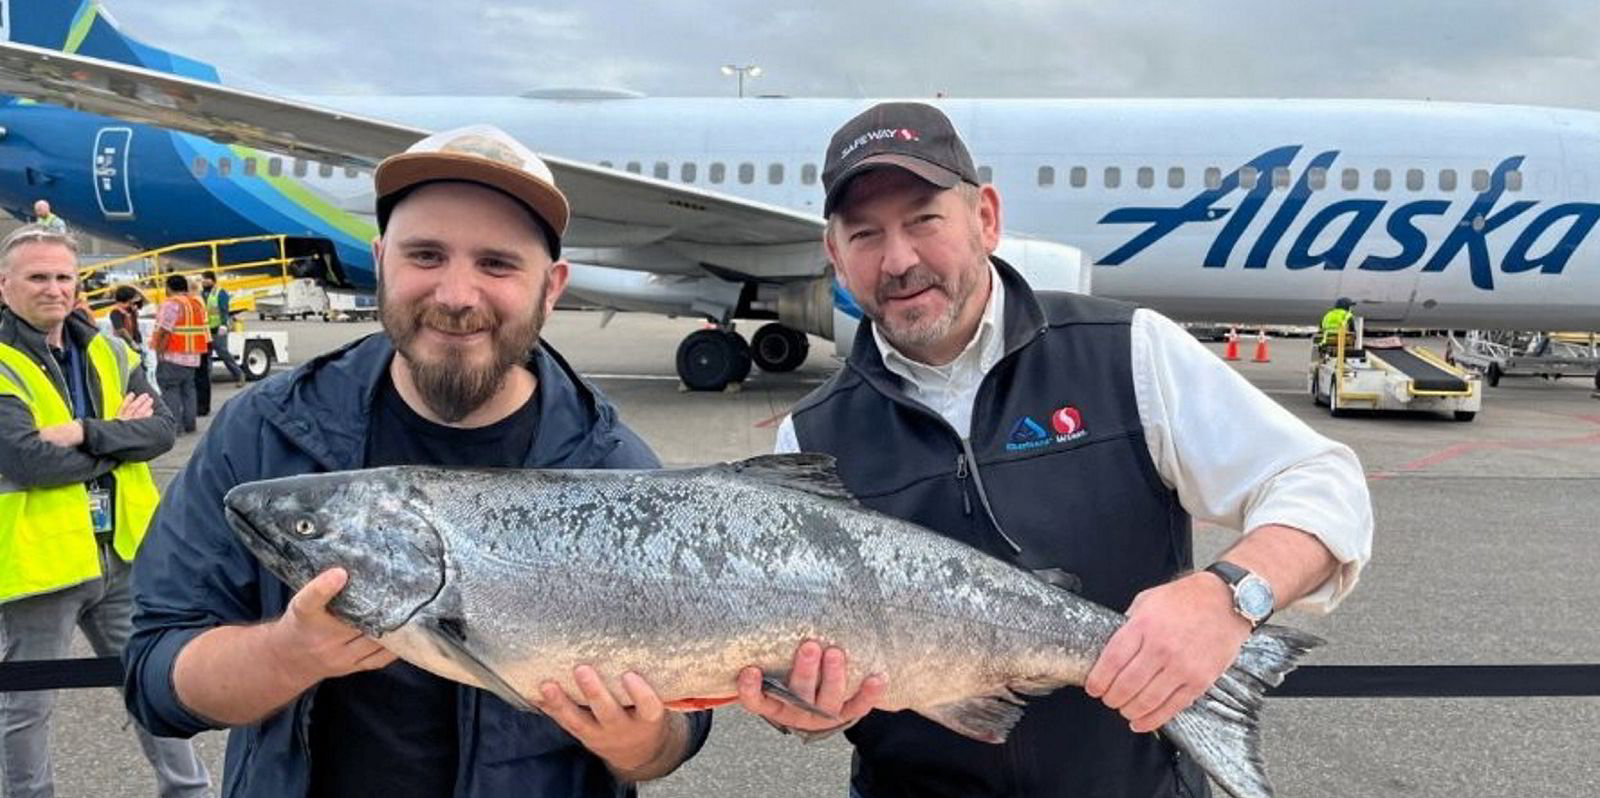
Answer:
[[720, 64, 762, 98]]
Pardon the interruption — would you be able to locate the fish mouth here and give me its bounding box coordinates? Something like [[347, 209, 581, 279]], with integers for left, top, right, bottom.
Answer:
[[223, 502, 309, 577]]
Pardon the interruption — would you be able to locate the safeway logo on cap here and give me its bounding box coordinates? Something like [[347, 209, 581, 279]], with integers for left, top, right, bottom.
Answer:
[[839, 127, 921, 159], [1050, 406, 1087, 442]]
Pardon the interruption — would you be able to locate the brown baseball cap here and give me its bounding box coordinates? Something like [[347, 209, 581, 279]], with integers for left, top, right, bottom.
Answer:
[[375, 124, 569, 257], [821, 102, 980, 217]]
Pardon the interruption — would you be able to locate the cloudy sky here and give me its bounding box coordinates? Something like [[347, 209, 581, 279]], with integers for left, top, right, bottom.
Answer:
[[101, 0, 1600, 108]]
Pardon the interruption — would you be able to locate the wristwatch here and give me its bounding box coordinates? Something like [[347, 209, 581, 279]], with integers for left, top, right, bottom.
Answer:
[[1204, 561, 1274, 628]]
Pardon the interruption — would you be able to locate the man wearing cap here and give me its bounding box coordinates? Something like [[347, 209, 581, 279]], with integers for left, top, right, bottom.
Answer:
[[737, 103, 1372, 797], [1320, 297, 1357, 349], [123, 125, 709, 797]]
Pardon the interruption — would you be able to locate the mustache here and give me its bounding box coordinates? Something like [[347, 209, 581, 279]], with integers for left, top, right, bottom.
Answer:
[[416, 303, 495, 335], [876, 267, 942, 302]]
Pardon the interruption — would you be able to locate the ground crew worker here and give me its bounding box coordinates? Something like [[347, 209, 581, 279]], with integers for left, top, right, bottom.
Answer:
[[124, 125, 709, 797], [30, 200, 66, 235], [741, 103, 1373, 798], [194, 270, 245, 416], [1319, 297, 1356, 348], [149, 274, 209, 434], [0, 224, 212, 798]]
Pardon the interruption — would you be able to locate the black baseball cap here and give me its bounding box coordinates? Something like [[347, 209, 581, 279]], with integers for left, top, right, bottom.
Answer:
[[821, 102, 980, 217]]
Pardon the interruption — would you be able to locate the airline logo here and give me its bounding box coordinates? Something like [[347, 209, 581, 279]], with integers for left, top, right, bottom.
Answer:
[[1096, 145, 1598, 290], [838, 128, 920, 159]]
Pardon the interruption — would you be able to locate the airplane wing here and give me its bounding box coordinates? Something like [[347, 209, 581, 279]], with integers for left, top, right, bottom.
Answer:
[[0, 41, 825, 261]]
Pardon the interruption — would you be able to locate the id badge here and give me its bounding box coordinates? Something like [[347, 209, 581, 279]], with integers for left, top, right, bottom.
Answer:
[[87, 487, 113, 534]]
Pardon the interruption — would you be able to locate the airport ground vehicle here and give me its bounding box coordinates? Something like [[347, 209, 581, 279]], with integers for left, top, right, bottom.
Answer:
[[1310, 320, 1481, 421], [1446, 331, 1600, 390]]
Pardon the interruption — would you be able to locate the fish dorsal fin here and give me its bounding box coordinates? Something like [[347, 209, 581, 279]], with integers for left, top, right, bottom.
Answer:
[[725, 454, 857, 503]]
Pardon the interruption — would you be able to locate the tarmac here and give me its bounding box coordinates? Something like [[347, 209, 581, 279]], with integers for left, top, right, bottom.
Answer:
[[37, 312, 1600, 797]]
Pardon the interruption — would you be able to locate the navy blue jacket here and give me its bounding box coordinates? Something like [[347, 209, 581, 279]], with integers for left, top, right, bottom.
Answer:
[[124, 333, 710, 797]]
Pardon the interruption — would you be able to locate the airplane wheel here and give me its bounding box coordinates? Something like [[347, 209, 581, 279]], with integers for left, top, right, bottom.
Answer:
[[1486, 363, 1502, 387], [751, 323, 810, 373], [676, 329, 751, 391]]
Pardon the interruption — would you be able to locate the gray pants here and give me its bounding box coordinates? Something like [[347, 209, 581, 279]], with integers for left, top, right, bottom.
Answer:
[[0, 543, 211, 798], [155, 361, 197, 434], [208, 329, 243, 383]]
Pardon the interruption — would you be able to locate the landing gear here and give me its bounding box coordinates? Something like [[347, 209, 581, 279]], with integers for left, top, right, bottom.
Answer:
[[676, 328, 753, 391], [751, 323, 810, 373]]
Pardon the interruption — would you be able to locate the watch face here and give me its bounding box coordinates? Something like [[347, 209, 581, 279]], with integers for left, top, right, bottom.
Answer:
[[1237, 578, 1274, 620]]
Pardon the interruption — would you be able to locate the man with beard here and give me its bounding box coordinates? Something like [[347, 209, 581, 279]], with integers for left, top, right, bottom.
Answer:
[[738, 103, 1372, 797], [124, 125, 710, 797]]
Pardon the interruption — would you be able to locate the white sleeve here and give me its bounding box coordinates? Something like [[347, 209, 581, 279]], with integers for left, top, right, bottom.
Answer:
[[1132, 309, 1373, 612], [774, 416, 801, 454]]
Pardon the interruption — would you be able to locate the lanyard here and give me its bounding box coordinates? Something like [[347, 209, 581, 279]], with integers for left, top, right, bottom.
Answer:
[[63, 344, 90, 420]]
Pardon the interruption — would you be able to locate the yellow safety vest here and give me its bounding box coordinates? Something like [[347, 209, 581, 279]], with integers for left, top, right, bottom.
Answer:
[[204, 289, 223, 329], [0, 336, 161, 603], [1319, 308, 1352, 345]]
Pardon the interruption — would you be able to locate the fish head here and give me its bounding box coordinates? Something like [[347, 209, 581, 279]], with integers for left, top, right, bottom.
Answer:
[[223, 469, 447, 636]]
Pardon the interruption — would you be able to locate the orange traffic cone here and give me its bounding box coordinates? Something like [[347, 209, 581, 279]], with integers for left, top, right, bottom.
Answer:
[[1252, 329, 1272, 363], [1223, 327, 1240, 361]]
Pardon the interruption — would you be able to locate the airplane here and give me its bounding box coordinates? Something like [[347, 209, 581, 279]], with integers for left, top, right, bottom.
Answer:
[[1, 1, 1597, 392]]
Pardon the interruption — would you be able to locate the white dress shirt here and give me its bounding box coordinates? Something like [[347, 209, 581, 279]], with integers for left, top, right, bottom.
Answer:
[[775, 268, 1373, 612]]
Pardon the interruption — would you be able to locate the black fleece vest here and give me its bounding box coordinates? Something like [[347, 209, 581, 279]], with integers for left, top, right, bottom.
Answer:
[[792, 262, 1207, 798]]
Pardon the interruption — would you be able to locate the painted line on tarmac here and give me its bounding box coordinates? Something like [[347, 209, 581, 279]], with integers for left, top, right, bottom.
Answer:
[[584, 373, 682, 381], [1369, 413, 1600, 481]]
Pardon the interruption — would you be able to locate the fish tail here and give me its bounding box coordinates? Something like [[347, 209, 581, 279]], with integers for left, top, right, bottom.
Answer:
[[1159, 624, 1323, 798]]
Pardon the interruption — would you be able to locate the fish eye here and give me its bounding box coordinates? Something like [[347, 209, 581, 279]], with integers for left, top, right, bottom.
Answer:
[[293, 518, 318, 538]]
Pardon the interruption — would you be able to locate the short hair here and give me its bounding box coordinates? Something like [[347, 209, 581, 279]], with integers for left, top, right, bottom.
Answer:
[[201, 270, 217, 281], [113, 285, 142, 304], [165, 274, 189, 293], [0, 224, 78, 271]]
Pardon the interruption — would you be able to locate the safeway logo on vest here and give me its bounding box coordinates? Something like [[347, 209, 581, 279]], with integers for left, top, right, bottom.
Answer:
[[1051, 406, 1088, 442]]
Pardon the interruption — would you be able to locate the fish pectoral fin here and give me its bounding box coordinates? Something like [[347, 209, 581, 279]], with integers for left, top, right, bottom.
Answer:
[[421, 616, 537, 713], [760, 676, 840, 722], [917, 694, 1029, 744], [725, 454, 858, 504]]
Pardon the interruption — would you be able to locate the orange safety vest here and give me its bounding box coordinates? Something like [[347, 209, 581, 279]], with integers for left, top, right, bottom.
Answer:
[[162, 295, 211, 355]]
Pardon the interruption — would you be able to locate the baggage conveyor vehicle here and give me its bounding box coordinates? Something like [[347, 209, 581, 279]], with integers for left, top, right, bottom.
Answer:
[[1310, 319, 1481, 421]]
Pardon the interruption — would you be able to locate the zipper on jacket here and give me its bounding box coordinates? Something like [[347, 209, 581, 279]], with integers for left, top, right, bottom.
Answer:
[[958, 437, 1022, 556], [954, 454, 973, 516]]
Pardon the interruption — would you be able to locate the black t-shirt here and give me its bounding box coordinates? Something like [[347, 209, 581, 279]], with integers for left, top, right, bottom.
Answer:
[[308, 369, 540, 798]]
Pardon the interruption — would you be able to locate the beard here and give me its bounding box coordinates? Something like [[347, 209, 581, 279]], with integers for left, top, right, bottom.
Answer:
[[865, 228, 986, 357], [381, 287, 545, 423]]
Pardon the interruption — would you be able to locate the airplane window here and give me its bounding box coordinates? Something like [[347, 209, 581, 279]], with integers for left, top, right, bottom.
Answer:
[[294, 159, 308, 178], [801, 164, 818, 185], [243, 158, 258, 177], [1238, 167, 1258, 190], [1471, 169, 1489, 191], [218, 158, 232, 177], [1037, 166, 1055, 187], [1372, 168, 1391, 191], [1341, 168, 1359, 190], [1438, 169, 1457, 191], [191, 157, 208, 178], [1271, 167, 1290, 190], [738, 163, 755, 184], [1307, 167, 1326, 190], [681, 162, 697, 183], [319, 163, 334, 178], [1137, 167, 1154, 189], [710, 162, 726, 183], [1405, 169, 1424, 191], [978, 165, 993, 183], [1070, 166, 1087, 188], [768, 163, 784, 184], [1168, 167, 1184, 189], [268, 158, 283, 177], [1104, 166, 1121, 188], [625, 161, 642, 174], [344, 166, 359, 179], [654, 162, 670, 179], [1204, 167, 1221, 189]]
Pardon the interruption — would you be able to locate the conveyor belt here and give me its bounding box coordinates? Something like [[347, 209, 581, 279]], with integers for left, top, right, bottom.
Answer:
[[1371, 348, 1469, 392]]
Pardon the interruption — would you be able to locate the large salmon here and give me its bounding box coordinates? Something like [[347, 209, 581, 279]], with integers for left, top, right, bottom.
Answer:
[[223, 454, 1319, 798]]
